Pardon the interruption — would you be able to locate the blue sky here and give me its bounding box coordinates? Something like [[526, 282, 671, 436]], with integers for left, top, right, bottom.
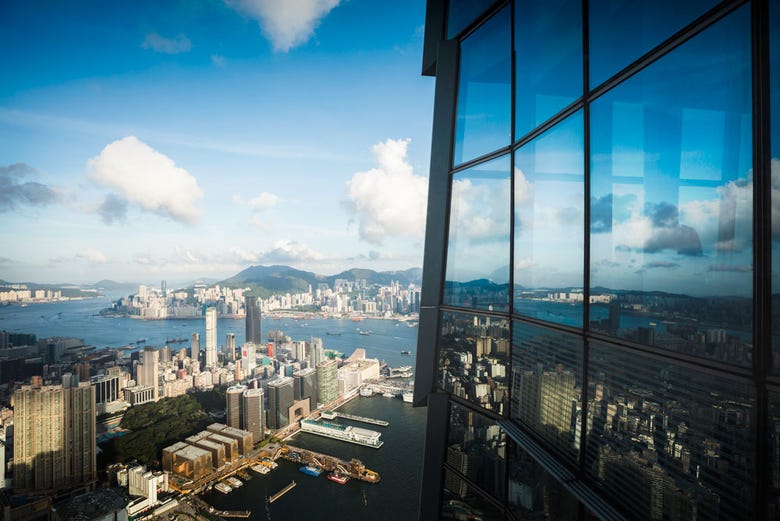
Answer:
[[0, 0, 433, 284]]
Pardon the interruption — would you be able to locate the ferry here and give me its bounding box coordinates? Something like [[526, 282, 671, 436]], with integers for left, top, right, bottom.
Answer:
[[251, 464, 270, 475], [327, 472, 350, 485], [359, 387, 374, 397], [300, 419, 383, 448], [226, 476, 243, 488], [215, 482, 232, 494], [359, 330, 372, 336], [299, 465, 323, 477], [402, 391, 414, 403]]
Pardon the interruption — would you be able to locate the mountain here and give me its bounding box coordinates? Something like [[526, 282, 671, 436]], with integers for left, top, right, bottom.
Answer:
[[88, 280, 139, 291], [219, 265, 422, 296]]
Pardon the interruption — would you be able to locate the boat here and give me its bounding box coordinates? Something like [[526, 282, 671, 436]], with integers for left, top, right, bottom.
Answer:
[[359, 330, 371, 336], [359, 387, 374, 397], [251, 464, 270, 475], [351, 317, 361, 322], [382, 392, 395, 398], [326, 332, 342, 336], [299, 464, 323, 477], [402, 391, 414, 403], [226, 476, 243, 488], [215, 482, 232, 494], [400, 350, 411, 355], [327, 472, 350, 485]]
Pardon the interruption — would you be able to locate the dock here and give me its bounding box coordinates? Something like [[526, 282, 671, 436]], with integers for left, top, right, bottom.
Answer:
[[279, 445, 380, 483], [323, 411, 389, 427], [217, 511, 251, 518], [269, 481, 297, 503]]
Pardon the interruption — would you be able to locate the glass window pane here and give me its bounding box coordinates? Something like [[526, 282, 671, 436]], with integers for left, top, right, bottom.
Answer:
[[445, 155, 511, 312], [770, 390, 780, 518], [510, 323, 582, 465], [515, 0, 582, 139], [508, 440, 579, 520], [442, 468, 504, 520], [585, 342, 755, 521], [453, 5, 511, 166], [448, 403, 507, 500], [447, 0, 496, 39], [514, 112, 584, 327], [771, 0, 780, 373], [438, 311, 511, 416], [589, 7, 753, 365], [589, 0, 719, 88]]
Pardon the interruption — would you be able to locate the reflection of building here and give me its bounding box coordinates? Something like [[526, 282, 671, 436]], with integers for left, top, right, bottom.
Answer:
[[413, 2, 778, 520]]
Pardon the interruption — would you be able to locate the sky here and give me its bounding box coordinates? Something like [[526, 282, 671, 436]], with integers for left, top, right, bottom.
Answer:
[[0, 0, 434, 285]]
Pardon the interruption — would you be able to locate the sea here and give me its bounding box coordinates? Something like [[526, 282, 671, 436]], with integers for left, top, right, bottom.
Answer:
[[0, 293, 427, 520]]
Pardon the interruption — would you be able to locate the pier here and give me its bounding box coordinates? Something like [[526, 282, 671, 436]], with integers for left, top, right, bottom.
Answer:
[[217, 510, 251, 518], [321, 410, 389, 426], [279, 445, 380, 483], [269, 481, 297, 503]]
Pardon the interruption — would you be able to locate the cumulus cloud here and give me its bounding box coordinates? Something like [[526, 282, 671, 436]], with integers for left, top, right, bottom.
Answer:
[[0, 163, 62, 211], [77, 248, 108, 264], [230, 246, 260, 263], [142, 32, 191, 54], [250, 192, 280, 211], [97, 193, 129, 224], [258, 240, 324, 263], [644, 260, 680, 269], [450, 177, 510, 242], [226, 0, 340, 52], [88, 136, 203, 224], [345, 138, 428, 245]]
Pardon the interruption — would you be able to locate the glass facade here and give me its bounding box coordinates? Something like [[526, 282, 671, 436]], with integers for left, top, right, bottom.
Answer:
[[418, 0, 779, 519]]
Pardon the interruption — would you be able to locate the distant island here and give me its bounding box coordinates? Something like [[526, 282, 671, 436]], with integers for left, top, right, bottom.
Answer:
[[0, 280, 102, 306]]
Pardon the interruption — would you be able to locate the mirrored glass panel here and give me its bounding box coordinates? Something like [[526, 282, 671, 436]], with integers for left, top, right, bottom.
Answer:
[[585, 342, 755, 521], [447, 0, 497, 38], [510, 323, 582, 464], [589, 0, 719, 88], [589, 7, 753, 365], [445, 155, 511, 311], [438, 311, 511, 416], [508, 440, 579, 520], [448, 403, 507, 500], [770, 390, 780, 519], [514, 112, 584, 327], [771, 0, 780, 372], [442, 468, 504, 521], [515, 0, 582, 139], [453, 5, 511, 166]]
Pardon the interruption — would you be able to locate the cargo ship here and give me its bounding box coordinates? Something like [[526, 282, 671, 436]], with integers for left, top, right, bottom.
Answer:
[[327, 472, 350, 485], [299, 465, 323, 477], [300, 419, 383, 448]]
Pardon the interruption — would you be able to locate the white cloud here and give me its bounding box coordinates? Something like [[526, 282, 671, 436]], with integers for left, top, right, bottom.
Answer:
[[142, 33, 192, 54], [226, 0, 340, 52], [259, 239, 324, 262], [230, 246, 260, 263], [77, 248, 108, 264], [345, 138, 428, 245], [87, 136, 204, 224], [250, 192, 280, 211]]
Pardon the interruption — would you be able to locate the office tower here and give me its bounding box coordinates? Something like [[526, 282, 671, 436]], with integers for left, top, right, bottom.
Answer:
[[291, 340, 307, 362], [161, 279, 166, 297], [245, 296, 262, 345], [266, 376, 294, 431], [309, 337, 324, 367], [242, 388, 264, 442], [316, 359, 338, 406], [226, 333, 236, 362], [226, 384, 246, 430], [205, 307, 217, 368], [13, 382, 96, 492], [91, 374, 120, 404], [141, 346, 159, 402], [191, 333, 200, 363], [160, 345, 172, 363], [241, 343, 257, 375], [293, 368, 318, 409], [414, 2, 779, 520]]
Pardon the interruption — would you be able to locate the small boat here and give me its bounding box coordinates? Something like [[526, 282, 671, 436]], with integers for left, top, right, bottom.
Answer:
[[327, 472, 350, 485], [226, 476, 243, 488], [382, 392, 395, 398], [326, 332, 342, 336], [359, 330, 371, 336], [299, 465, 323, 477], [215, 482, 232, 494], [359, 387, 374, 397], [251, 464, 270, 475], [402, 391, 414, 403], [400, 350, 411, 355]]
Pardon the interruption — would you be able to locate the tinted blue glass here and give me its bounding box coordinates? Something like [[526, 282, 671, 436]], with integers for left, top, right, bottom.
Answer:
[[515, 0, 582, 139], [508, 441, 579, 520], [510, 322, 582, 464], [585, 342, 755, 520], [453, 6, 511, 166], [589, 7, 753, 364], [442, 468, 503, 520], [447, 0, 496, 38], [589, 0, 718, 88], [771, 0, 780, 373], [448, 403, 507, 500], [438, 311, 511, 416], [445, 155, 511, 311], [514, 112, 583, 326], [770, 390, 780, 518]]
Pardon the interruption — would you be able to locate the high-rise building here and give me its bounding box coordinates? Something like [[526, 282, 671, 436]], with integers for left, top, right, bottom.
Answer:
[[226, 332, 236, 362], [190, 333, 200, 363], [414, 2, 780, 520], [226, 384, 246, 430], [266, 376, 294, 431], [309, 337, 324, 367], [141, 346, 159, 402], [205, 307, 217, 368], [245, 296, 262, 345], [316, 359, 338, 407], [13, 382, 96, 492], [293, 367, 318, 408], [242, 388, 264, 443], [241, 343, 257, 376]]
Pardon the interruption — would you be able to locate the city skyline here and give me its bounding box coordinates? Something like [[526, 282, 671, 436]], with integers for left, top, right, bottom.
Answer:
[[0, 1, 433, 284]]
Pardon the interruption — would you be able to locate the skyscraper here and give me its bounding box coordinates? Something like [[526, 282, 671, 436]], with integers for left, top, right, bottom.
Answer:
[[205, 307, 217, 368], [226, 332, 236, 361], [267, 376, 294, 431], [13, 382, 96, 492], [293, 367, 318, 409], [190, 332, 200, 363], [141, 346, 159, 402], [414, 2, 780, 520], [309, 337, 324, 367], [226, 384, 246, 430], [316, 359, 338, 407], [242, 388, 264, 443], [245, 295, 262, 345]]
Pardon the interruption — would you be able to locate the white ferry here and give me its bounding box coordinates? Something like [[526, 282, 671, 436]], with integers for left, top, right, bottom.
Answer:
[[214, 482, 232, 494], [300, 419, 383, 448]]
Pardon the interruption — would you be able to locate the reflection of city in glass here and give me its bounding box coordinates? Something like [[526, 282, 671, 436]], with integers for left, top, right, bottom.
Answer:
[[441, 469, 503, 521], [438, 312, 510, 416]]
